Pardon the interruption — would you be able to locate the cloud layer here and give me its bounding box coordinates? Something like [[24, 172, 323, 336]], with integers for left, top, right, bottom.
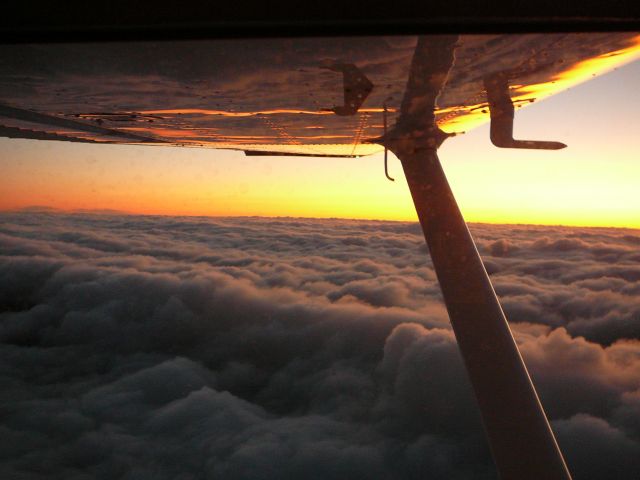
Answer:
[[1, 213, 639, 479]]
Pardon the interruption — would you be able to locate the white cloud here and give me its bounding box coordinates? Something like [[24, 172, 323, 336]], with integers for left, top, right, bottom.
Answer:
[[0, 213, 639, 478]]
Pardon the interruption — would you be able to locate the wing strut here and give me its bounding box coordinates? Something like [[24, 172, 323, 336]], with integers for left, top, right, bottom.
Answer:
[[381, 36, 572, 480]]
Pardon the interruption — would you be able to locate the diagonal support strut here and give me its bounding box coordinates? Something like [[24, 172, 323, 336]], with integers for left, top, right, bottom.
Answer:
[[382, 36, 572, 480]]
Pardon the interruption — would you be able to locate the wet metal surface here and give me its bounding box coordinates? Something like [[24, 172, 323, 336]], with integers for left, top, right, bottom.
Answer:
[[0, 34, 638, 155]]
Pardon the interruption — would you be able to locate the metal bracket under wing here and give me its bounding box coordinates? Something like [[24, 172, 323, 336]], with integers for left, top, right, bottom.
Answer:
[[484, 72, 566, 150], [321, 62, 373, 116]]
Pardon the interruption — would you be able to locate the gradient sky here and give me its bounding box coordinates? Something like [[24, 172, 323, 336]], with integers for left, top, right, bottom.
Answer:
[[1, 57, 639, 228]]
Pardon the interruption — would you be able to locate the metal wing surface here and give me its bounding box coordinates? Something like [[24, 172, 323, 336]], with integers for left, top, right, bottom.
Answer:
[[0, 33, 638, 155]]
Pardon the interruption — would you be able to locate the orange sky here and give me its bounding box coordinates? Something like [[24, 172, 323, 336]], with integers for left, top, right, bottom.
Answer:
[[1, 58, 639, 228]]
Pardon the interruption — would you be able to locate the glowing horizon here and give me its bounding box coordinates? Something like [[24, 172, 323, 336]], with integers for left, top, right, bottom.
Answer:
[[3, 205, 638, 231], [1, 43, 639, 229]]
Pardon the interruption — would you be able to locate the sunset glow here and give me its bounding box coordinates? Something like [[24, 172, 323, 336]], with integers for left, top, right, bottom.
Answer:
[[1, 35, 639, 228], [3, 31, 640, 480], [439, 35, 640, 134]]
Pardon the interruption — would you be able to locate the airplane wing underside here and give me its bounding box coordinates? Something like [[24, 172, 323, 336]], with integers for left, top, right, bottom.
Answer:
[[2, 30, 638, 480], [0, 33, 638, 156]]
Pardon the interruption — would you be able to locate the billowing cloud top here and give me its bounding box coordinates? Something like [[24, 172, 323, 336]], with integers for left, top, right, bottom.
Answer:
[[1, 213, 639, 479]]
